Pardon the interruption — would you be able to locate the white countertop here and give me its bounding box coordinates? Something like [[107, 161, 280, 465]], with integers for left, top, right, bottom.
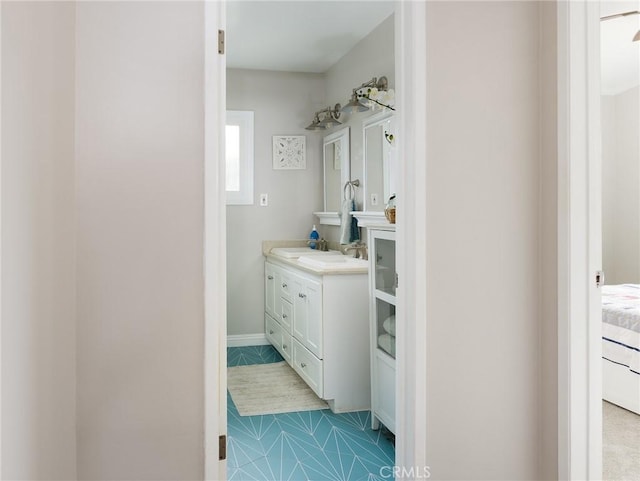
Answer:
[[263, 241, 368, 276]]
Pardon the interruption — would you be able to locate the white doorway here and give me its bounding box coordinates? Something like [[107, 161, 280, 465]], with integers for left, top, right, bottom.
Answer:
[[599, 1, 640, 479], [557, 1, 604, 479], [203, 2, 430, 478]]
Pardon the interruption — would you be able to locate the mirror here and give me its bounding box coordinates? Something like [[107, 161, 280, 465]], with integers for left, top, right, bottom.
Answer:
[[317, 127, 350, 224], [363, 112, 395, 212]]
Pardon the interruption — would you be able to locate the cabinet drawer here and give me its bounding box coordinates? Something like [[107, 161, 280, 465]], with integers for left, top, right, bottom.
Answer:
[[277, 270, 294, 303], [265, 313, 281, 347], [280, 332, 293, 363], [292, 338, 323, 398], [265, 314, 291, 363], [280, 299, 292, 332]]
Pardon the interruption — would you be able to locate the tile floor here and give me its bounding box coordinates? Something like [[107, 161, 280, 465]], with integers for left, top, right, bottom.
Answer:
[[227, 346, 396, 481]]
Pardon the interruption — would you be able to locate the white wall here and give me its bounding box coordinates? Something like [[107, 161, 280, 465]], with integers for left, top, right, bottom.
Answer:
[[1, 3, 77, 478], [602, 86, 640, 284], [602, 95, 618, 284], [226, 69, 325, 337], [423, 2, 542, 479], [75, 3, 204, 479], [226, 15, 394, 337], [539, 2, 558, 478], [324, 14, 395, 225]]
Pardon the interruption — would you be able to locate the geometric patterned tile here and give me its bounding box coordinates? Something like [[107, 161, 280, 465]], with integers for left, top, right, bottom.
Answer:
[[227, 345, 284, 367], [227, 346, 395, 480]]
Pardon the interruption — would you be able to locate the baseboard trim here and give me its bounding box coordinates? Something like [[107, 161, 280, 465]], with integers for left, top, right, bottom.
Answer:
[[227, 334, 270, 347]]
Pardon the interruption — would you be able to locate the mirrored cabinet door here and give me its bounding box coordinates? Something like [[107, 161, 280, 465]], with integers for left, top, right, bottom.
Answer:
[[363, 112, 395, 212], [315, 127, 350, 225], [323, 140, 342, 212]]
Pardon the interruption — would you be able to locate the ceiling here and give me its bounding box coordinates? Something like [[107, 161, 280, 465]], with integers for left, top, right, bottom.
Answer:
[[226, 1, 395, 73], [227, 1, 638, 95], [601, 0, 640, 95]]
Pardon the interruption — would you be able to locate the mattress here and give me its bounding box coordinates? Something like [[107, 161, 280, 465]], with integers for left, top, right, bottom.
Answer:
[[602, 284, 640, 376]]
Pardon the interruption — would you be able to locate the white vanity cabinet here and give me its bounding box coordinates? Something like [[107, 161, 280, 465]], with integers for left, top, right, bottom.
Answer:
[[264, 258, 370, 413], [368, 227, 396, 434]]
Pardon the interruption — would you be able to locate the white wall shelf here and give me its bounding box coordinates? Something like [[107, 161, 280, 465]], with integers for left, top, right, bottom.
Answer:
[[313, 211, 341, 226], [352, 211, 395, 230]]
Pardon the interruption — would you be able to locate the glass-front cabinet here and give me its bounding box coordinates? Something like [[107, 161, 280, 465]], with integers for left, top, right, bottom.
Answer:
[[368, 227, 396, 434]]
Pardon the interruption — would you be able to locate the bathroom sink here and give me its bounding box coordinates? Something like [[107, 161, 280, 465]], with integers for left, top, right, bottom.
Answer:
[[270, 247, 338, 258], [297, 255, 368, 270]]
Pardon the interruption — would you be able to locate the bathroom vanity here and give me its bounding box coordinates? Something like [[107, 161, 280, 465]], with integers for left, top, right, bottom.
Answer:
[[264, 245, 370, 413]]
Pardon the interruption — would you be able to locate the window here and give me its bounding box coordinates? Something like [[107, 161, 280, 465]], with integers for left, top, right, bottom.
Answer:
[[226, 110, 254, 205]]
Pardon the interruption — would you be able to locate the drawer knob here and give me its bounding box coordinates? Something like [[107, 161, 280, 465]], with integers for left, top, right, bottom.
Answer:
[[269, 330, 274, 335], [282, 283, 287, 288], [282, 314, 288, 319], [298, 293, 306, 299], [300, 362, 306, 368], [267, 275, 274, 280], [283, 344, 287, 350]]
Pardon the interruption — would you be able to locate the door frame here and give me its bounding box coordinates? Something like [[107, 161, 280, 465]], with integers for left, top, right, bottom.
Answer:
[[557, 1, 603, 479], [394, 0, 429, 472], [202, 0, 430, 476]]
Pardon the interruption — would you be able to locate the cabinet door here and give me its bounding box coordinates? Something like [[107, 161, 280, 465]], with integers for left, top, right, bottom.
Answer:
[[373, 351, 396, 434], [292, 276, 307, 345], [304, 280, 322, 359], [292, 276, 323, 359], [265, 263, 277, 319]]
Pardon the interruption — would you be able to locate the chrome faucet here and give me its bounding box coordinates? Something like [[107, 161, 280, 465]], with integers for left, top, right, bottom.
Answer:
[[307, 238, 329, 251], [344, 242, 368, 260]]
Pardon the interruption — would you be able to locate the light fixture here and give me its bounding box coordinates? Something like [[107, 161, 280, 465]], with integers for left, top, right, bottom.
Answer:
[[305, 104, 342, 131], [305, 113, 324, 131], [342, 92, 370, 114], [318, 104, 342, 128], [341, 76, 390, 113], [601, 10, 640, 42]]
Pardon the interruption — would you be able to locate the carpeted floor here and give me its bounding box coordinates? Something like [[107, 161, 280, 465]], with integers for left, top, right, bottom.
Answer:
[[603, 401, 640, 481]]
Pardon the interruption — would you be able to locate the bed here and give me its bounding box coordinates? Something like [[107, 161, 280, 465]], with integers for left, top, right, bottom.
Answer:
[[602, 284, 640, 415]]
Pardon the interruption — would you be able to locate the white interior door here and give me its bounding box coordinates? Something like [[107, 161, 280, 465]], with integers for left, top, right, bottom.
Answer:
[[204, 1, 227, 479]]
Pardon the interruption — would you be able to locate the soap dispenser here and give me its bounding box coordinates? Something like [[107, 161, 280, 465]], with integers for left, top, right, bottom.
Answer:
[[309, 225, 320, 249]]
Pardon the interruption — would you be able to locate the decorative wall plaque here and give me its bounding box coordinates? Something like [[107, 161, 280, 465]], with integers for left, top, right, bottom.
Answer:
[[273, 135, 306, 170]]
